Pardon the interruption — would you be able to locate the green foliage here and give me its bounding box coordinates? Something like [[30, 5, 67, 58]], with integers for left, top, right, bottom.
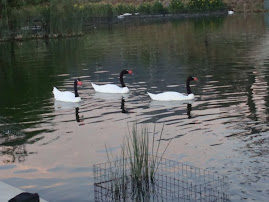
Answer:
[[188, 0, 226, 11], [137, 2, 151, 15], [81, 3, 113, 18], [168, 0, 185, 13], [151, 1, 167, 14]]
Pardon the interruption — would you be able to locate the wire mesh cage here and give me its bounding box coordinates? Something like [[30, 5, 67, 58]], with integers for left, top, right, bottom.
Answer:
[[0, 116, 25, 144], [94, 155, 229, 202]]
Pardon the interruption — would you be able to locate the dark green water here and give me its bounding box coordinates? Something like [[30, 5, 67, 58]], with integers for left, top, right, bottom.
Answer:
[[1, 14, 269, 201]]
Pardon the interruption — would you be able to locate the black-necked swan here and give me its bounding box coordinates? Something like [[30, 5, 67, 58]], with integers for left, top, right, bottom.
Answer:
[[91, 69, 133, 93], [147, 76, 198, 101], [53, 79, 82, 102]]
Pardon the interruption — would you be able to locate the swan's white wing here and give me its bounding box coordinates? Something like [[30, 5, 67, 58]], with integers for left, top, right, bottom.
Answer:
[[53, 87, 81, 102], [91, 83, 129, 93], [148, 91, 192, 101]]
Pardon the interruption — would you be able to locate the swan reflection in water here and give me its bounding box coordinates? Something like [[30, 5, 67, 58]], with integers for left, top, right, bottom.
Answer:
[[54, 100, 81, 110], [93, 92, 129, 101], [121, 97, 128, 113], [54, 101, 84, 125], [149, 100, 194, 119], [75, 107, 85, 125], [187, 103, 192, 119]]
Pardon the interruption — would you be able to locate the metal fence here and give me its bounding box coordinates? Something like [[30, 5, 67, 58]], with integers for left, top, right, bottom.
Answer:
[[94, 155, 229, 202], [0, 116, 25, 144]]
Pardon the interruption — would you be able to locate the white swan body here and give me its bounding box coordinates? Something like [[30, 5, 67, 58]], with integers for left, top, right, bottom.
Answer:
[[53, 79, 82, 103], [91, 83, 129, 93], [53, 87, 81, 102], [91, 69, 133, 94], [148, 92, 194, 101], [148, 76, 197, 101]]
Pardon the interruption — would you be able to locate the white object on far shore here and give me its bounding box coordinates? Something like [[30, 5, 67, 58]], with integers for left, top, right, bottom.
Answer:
[[228, 10, 234, 15]]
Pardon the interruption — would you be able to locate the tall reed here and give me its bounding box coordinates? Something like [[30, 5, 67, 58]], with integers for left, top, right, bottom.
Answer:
[[105, 123, 171, 199]]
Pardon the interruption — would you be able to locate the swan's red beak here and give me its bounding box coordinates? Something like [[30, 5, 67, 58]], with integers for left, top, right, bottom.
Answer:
[[128, 70, 133, 74], [194, 77, 198, 81], [77, 81, 82, 86]]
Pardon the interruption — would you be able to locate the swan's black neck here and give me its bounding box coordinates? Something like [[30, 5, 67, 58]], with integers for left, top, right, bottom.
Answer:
[[74, 80, 79, 97], [186, 76, 193, 94], [120, 71, 126, 87]]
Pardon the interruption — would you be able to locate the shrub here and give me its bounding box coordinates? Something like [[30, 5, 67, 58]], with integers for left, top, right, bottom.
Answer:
[[151, 1, 167, 14], [188, 0, 226, 11], [168, 0, 185, 13], [137, 2, 152, 15]]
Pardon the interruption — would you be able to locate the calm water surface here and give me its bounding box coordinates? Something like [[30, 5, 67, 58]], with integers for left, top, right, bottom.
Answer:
[[1, 14, 269, 201]]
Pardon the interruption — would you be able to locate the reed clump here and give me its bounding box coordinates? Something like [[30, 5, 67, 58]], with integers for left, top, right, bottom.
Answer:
[[105, 123, 171, 200]]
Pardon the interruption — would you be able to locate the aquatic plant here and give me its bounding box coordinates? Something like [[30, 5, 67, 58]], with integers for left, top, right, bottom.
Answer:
[[104, 123, 171, 199]]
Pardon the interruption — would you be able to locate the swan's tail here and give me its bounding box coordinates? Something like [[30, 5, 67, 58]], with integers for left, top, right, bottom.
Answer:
[[147, 92, 156, 100], [53, 87, 61, 98], [91, 83, 98, 92]]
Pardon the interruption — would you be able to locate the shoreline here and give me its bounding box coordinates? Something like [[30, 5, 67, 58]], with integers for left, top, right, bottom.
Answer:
[[1, 10, 229, 42]]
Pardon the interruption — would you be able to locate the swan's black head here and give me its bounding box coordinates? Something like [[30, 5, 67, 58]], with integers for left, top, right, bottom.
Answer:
[[74, 79, 82, 97], [187, 76, 198, 82], [186, 76, 198, 94], [120, 70, 133, 87], [75, 78, 82, 86], [121, 69, 133, 75]]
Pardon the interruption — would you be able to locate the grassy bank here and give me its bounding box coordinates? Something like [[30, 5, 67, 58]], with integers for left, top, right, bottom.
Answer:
[[0, 0, 228, 41]]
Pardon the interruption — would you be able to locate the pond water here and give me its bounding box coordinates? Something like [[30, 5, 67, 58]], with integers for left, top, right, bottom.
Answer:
[[1, 13, 269, 201]]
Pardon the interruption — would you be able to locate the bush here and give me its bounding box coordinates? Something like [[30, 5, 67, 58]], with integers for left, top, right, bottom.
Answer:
[[168, 0, 185, 13], [188, 0, 226, 11], [151, 1, 167, 14], [137, 2, 152, 15]]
